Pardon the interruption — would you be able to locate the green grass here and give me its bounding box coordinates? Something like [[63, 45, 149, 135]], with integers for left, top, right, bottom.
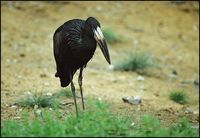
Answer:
[[52, 89, 72, 98], [114, 52, 154, 71], [102, 28, 121, 44], [16, 89, 72, 108], [2, 99, 198, 137], [169, 90, 187, 104]]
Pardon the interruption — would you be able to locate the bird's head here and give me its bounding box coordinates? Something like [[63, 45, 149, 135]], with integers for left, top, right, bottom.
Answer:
[[85, 17, 111, 64]]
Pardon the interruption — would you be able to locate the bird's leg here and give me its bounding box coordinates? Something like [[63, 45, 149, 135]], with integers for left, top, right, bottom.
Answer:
[[70, 73, 78, 117], [78, 67, 85, 110]]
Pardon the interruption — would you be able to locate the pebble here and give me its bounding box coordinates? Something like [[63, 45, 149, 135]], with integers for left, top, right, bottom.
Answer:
[[122, 96, 142, 105], [6, 59, 11, 63], [96, 5, 102, 12], [19, 53, 25, 57], [172, 70, 178, 75], [137, 75, 144, 81], [44, 82, 50, 86], [98, 97, 102, 101], [131, 122, 135, 126], [35, 109, 42, 116], [46, 92, 52, 96], [108, 65, 114, 70], [169, 74, 177, 79], [24, 91, 32, 96], [184, 108, 193, 114], [133, 39, 139, 46], [13, 59, 18, 63], [194, 79, 199, 86], [40, 73, 47, 78], [193, 111, 199, 115], [11, 105, 17, 109], [13, 116, 21, 120], [193, 25, 198, 31], [34, 105, 39, 109]]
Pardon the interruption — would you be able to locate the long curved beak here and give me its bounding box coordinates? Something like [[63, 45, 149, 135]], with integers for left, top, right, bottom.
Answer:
[[94, 27, 111, 64]]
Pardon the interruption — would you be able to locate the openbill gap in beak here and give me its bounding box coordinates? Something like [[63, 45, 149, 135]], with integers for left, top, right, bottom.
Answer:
[[93, 26, 111, 64]]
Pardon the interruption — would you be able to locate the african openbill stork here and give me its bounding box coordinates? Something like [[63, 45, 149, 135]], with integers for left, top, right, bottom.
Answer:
[[53, 17, 111, 116]]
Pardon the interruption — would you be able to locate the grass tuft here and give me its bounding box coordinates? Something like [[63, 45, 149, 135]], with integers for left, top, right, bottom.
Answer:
[[2, 99, 198, 137], [114, 52, 154, 71], [102, 28, 121, 44], [16, 92, 58, 108], [16, 89, 73, 108], [169, 90, 187, 104]]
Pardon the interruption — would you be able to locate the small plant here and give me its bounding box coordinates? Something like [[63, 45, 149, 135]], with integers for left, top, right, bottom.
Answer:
[[102, 28, 121, 44], [114, 52, 154, 71], [16, 92, 59, 108], [169, 90, 187, 104], [169, 117, 198, 137]]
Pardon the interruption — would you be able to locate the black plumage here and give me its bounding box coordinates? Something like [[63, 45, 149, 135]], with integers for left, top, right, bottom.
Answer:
[[53, 17, 111, 116]]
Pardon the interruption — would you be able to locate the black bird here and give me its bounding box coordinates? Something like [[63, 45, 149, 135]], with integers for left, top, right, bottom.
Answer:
[[53, 17, 111, 116]]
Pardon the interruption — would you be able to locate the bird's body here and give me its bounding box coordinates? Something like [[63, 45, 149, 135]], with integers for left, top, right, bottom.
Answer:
[[53, 17, 111, 116], [54, 19, 97, 87]]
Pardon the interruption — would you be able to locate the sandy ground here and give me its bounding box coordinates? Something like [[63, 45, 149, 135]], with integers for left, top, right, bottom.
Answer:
[[1, 1, 199, 127]]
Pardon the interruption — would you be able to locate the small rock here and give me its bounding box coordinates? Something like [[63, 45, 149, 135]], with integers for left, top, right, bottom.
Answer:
[[5, 104, 9, 107], [44, 82, 49, 86], [11, 105, 17, 109], [40, 73, 47, 78], [13, 116, 21, 120], [169, 74, 177, 79], [193, 25, 198, 31], [131, 122, 135, 126], [13, 59, 18, 63], [122, 96, 141, 105], [34, 105, 39, 109], [185, 108, 193, 114], [193, 111, 199, 115], [133, 39, 139, 46], [98, 97, 102, 101], [194, 79, 199, 86], [19, 53, 25, 57], [96, 5, 102, 12], [46, 92, 52, 96], [24, 91, 33, 96], [6, 59, 11, 63], [172, 70, 178, 75], [137, 76, 144, 81], [23, 91, 34, 100], [108, 65, 114, 70], [35, 109, 42, 116]]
